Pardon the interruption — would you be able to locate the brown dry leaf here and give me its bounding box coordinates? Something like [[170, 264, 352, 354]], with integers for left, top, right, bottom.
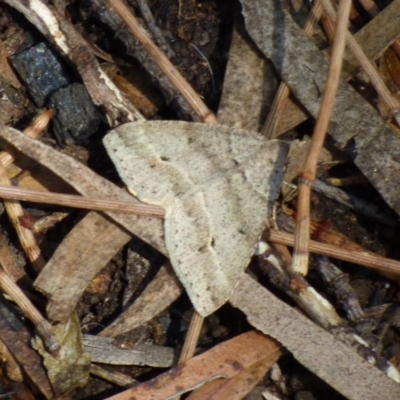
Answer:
[[0, 227, 26, 283], [35, 211, 132, 322], [185, 379, 226, 400], [380, 47, 400, 91], [105, 330, 282, 399], [33, 313, 91, 396], [230, 274, 400, 400], [186, 352, 281, 400]]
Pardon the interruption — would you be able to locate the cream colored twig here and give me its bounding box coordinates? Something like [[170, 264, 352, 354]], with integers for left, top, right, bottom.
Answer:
[[0, 111, 52, 274], [291, 0, 352, 275], [0, 269, 59, 356], [107, 0, 217, 124], [262, 0, 324, 138]]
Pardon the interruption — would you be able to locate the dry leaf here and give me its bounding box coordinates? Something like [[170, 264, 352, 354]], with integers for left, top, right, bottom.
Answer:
[[105, 330, 281, 399], [34, 211, 132, 322], [104, 121, 288, 316], [187, 354, 281, 400], [33, 313, 91, 396]]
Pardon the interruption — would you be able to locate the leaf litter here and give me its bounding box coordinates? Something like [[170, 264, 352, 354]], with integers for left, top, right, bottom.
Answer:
[[0, 0, 399, 398]]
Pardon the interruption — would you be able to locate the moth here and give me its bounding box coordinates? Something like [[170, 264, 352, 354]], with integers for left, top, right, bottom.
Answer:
[[104, 121, 288, 316]]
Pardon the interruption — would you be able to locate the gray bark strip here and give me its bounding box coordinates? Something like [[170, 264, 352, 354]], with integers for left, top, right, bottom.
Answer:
[[230, 274, 400, 400], [240, 0, 400, 215], [82, 335, 176, 367]]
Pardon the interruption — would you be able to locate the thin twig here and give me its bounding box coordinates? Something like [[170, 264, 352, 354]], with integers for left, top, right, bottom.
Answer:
[[106, 0, 220, 363], [0, 269, 60, 356], [321, 0, 400, 127], [107, 0, 217, 124], [32, 212, 70, 234], [291, 0, 352, 275], [261, 0, 324, 138], [0, 110, 53, 166], [0, 185, 165, 218], [314, 255, 365, 322], [0, 111, 52, 274], [325, 175, 368, 186], [136, 0, 175, 58], [90, 363, 137, 388], [189, 43, 216, 93], [178, 312, 204, 363], [4, 187, 397, 275], [0, 111, 61, 354], [0, 167, 45, 273], [267, 228, 400, 277]]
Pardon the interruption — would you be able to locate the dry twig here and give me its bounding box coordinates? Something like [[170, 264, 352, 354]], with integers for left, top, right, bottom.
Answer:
[[291, 0, 352, 275], [0, 185, 165, 218], [321, 0, 400, 127], [107, 0, 217, 124]]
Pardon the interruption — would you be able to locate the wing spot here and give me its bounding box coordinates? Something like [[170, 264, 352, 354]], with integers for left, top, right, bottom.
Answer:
[[197, 245, 207, 253]]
